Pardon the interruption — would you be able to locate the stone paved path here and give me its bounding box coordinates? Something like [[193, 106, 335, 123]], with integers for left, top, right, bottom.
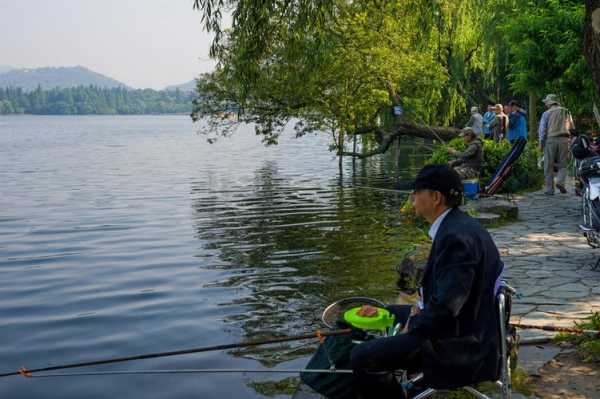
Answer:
[[489, 188, 600, 341]]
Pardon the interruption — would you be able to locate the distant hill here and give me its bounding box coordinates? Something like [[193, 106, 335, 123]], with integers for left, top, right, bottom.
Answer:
[[0, 66, 13, 74], [0, 66, 129, 91], [164, 79, 197, 93]]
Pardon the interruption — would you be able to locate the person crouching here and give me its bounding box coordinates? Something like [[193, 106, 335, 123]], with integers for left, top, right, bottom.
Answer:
[[447, 127, 483, 180]]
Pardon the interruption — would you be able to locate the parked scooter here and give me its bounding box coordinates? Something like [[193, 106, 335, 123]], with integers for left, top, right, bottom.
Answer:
[[571, 132, 600, 268]]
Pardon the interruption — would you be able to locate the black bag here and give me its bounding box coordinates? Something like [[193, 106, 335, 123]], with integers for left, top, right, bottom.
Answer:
[[572, 135, 591, 160], [579, 155, 600, 178], [300, 335, 357, 399]]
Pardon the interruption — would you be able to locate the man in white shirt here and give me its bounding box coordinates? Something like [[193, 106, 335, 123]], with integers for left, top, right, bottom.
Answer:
[[351, 164, 504, 398]]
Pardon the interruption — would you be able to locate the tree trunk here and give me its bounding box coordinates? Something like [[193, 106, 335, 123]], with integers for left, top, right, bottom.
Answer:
[[352, 133, 357, 167], [584, 0, 600, 95], [528, 91, 538, 143], [340, 122, 461, 158], [338, 129, 344, 173], [392, 122, 461, 142]]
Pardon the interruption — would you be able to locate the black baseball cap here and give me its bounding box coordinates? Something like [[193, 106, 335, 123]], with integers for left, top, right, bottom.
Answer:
[[397, 164, 463, 199]]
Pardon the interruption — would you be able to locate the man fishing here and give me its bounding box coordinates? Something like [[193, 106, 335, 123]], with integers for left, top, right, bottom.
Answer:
[[351, 164, 504, 399], [447, 127, 483, 179]]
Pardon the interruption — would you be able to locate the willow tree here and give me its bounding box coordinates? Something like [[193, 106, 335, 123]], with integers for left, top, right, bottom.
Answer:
[[501, 0, 594, 135], [191, 0, 514, 159]]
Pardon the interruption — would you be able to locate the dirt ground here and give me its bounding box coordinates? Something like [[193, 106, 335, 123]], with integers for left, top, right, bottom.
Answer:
[[532, 351, 600, 399]]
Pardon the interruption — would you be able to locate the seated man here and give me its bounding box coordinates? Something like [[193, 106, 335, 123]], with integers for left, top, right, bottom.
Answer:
[[351, 164, 504, 399], [447, 127, 483, 180]]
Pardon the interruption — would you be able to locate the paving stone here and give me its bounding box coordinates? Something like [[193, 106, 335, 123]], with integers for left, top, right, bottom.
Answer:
[[518, 329, 556, 341], [518, 345, 562, 376], [550, 282, 589, 293], [541, 289, 589, 299], [516, 296, 572, 306], [525, 270, 555, 278], [521, 312, 583, 328], [511, 304, 536, 315], [536, 277, 579, 287]]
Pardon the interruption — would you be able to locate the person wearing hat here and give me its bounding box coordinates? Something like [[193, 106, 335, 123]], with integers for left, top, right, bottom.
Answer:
[[446, 127, 483, 179], [351, 164, 505, 398], [506, 100, 528, 144], [465, 106, 483, 136], [538, 94, 575, 195]]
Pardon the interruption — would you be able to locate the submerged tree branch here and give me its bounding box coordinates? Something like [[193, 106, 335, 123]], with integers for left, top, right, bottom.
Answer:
[[340, 122, 461, 158]]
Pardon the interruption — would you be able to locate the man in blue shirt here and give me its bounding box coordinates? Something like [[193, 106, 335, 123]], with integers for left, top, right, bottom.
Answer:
[[482, 104, 496, 139], [507, 100, 528, 144]]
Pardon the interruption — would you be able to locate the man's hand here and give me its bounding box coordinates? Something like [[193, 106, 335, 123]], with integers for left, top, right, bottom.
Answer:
[[400, 305, 420, 333], [447, 148, 459, 156]]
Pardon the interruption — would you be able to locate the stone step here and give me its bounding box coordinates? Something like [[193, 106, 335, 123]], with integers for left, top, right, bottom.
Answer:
[[474, 212, 502, 226]]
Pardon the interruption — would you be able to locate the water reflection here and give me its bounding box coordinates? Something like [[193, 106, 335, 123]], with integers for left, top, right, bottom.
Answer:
[[191, 161, 423, 367]]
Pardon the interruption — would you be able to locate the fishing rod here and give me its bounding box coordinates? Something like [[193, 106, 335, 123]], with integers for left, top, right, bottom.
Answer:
[[511, 323, 600, 337], [3, 323, 599, 380], [22, 368, 355, 379], [0, 329, 351, 379], [344, 185, 409, 194]]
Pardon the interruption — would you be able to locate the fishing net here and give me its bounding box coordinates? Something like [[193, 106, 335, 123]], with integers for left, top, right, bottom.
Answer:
[[321, 297, 386, 329]]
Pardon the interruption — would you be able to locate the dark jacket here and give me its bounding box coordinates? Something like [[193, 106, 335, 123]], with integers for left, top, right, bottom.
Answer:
[[451, 138, 483, 173], [408, 208, 504, 389]]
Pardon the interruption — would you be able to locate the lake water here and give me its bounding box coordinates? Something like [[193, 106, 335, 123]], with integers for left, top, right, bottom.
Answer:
[[0, 115, 428, 398]]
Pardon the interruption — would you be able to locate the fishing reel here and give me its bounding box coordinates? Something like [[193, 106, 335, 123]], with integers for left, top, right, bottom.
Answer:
[[321, 297, 399, 339]]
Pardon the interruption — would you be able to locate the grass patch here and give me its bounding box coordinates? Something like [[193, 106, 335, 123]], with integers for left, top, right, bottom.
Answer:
[[511, 367, 536, 396], [554, 312, 600, 363], [430, 367, 534, 398]]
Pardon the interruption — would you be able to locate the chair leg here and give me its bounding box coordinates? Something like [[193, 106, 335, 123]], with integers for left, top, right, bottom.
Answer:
[[498, 293, 512, 399], [501, 356, 512, 399], [463, 387, 494, 399], [410, 388, 436, 399]]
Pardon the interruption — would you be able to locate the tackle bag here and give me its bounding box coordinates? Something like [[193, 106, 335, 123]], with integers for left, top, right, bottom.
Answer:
[[300, 334, 357, 399]]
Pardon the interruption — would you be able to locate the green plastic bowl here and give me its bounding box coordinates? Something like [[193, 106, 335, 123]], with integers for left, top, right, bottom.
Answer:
[[343, 306, 395, 331]]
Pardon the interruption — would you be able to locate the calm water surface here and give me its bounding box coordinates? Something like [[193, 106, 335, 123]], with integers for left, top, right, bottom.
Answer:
[[0, 115, 428, 398]]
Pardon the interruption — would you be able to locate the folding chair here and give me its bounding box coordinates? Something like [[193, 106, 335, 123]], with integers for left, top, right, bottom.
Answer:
[[398, 283, 516, 399]]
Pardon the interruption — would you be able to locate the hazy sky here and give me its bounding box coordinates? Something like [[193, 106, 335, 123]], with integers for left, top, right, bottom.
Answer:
[[0, 0, 220, 89]]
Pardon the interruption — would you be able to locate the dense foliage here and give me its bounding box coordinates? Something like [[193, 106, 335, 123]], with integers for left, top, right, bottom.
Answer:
[[428, 138, 544, 193], [0, 86, 194, 115], [501, 0, 595, 117], [191, 0, 596, 155]]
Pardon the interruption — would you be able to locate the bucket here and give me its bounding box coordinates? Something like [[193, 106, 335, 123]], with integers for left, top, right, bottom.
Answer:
[[463, 179, 479, 200]]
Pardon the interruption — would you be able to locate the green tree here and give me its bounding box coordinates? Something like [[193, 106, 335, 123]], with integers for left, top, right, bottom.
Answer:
[[502, 0, 595, 133], [191, 0, 540, 158]]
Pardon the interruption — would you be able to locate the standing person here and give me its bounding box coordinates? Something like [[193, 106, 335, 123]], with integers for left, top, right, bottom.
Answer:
[[350, 164, 504, 399], [538, 94, 575, 195], [482, 104, 496, 139], [507, 100, 528, 144], [465, 106, 483, 136], [447, 127, 483, 179], [489, 103, 508, 142]]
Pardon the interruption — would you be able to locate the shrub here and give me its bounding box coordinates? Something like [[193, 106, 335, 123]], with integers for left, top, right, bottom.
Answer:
[[427, 138, 544, 193]]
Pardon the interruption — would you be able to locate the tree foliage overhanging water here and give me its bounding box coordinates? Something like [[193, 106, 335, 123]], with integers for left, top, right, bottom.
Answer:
[[191, 0, 597, 155]]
